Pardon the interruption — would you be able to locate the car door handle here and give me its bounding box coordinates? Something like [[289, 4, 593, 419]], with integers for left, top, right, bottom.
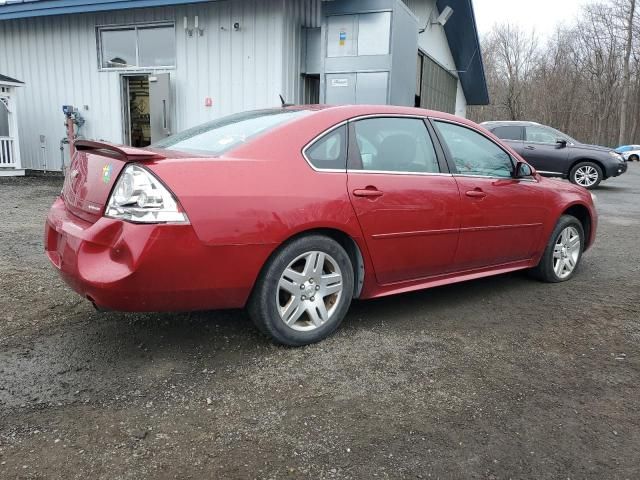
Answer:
[[353, 188, 384, 198], [524, 145, 535, 150], [465, 189, 487, 199]]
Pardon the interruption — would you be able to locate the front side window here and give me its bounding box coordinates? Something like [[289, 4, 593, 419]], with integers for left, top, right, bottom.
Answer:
[[153, 109, 312, 155], [434, 121, 513, 178], [526, 126, 558, 144], [305, 125, 347, 170], [99, 24, 176, 69], [351, 117, 440, 174]]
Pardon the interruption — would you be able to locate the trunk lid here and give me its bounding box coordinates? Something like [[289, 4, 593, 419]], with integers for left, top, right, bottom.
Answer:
[[62, 141, 165, 223]]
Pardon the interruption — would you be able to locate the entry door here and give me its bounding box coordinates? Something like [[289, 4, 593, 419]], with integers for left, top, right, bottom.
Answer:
[[432, 120, 547, 270], [522, 125, 569, 174], [347, 117, 461, 285], [149, 73, 171, 143]]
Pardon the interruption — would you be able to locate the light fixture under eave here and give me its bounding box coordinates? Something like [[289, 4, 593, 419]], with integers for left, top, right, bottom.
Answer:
[[433, 6, 454, 26]]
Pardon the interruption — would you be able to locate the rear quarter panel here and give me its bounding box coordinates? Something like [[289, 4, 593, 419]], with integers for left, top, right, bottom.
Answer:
[[145, 109, 373, 298]]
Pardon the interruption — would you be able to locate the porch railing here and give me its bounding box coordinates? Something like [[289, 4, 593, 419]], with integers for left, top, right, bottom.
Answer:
[[0, 137, 15, 167]]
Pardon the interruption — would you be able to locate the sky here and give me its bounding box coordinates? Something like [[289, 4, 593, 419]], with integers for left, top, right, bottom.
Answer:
[[472, 0, 591, 39]]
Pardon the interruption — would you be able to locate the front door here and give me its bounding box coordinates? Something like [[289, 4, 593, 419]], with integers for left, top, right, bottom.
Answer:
[[522, 125, 569, 175], [432, 120, 548, 270], [347, 116, 461, 285]]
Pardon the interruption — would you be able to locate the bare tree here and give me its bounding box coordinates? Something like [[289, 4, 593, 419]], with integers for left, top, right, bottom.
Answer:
[[619, 0, 637, 144], [469, 0, 640, 147]]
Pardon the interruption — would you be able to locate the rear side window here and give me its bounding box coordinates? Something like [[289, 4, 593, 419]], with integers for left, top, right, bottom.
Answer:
[[434, 121, 513, 178], [153, 109, 312, 155], [305, 125, 347, 170], [491, 125, 523, 141], [351, 117, 440, 173]]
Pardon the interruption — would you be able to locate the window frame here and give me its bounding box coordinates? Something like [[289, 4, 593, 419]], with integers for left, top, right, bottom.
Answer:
[[430, 118, 533, 181], [490, 125, 525, 142], [302, 123, 349, 172], [524, 125, 561, 145], [97, 22, 176, 71], [301, 121, 350, 172]]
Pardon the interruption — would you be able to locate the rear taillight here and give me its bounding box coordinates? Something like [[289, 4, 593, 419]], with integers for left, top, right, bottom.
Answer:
[[105, 164, 189, 224]]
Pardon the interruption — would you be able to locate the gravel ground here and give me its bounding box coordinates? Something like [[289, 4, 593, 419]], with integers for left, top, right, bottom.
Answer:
[[0, 166, 639, 479]]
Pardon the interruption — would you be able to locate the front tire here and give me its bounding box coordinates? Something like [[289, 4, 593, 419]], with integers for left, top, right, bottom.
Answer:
[[529, 215, 584, 283], [248, 235, 354, 346], [629, 154, 639, 162], [570, 162, 602, 189]]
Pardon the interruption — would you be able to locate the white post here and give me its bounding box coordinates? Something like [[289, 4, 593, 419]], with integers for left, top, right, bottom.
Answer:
[[8, 92, 21, 170]]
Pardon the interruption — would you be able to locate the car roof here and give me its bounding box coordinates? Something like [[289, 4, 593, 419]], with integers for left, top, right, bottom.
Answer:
[[282, 104, 477, 127], [480, 120, 543, 127]]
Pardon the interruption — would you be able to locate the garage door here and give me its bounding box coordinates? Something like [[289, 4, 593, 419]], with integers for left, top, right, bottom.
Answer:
[[416, 53, 457, 114]]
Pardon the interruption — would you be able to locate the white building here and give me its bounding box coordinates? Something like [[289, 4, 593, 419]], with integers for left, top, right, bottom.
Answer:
[[0, 0, 488, 173]]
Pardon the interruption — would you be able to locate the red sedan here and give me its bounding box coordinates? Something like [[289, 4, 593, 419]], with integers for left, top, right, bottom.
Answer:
[[45, 105, 597, 346]]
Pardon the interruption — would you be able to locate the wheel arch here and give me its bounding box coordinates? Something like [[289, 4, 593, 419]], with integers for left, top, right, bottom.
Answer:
[[250, 228, 366, 302], [569, 158, 606, 179], [561, 203, 593, 248]]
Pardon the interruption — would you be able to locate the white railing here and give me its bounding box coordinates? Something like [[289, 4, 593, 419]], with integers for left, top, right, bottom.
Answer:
[[0, 137, 15, 167]]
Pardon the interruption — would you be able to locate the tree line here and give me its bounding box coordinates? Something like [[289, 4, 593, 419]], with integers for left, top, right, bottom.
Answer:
[[469, 0, 638, 147]]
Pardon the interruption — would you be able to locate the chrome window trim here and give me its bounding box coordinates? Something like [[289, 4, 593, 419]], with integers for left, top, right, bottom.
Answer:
[[430, 117, 527, 177], [347, 114, 444, 175], [453, 173, 538, 183], [347, 169, 452, 177], [301, 120, 349, 173]]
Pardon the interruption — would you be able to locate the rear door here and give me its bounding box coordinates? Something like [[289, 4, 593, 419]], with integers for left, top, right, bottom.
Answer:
[[522, 125, 569, 175], [432, 120, 548, 270], [347, 116, 461, 284]]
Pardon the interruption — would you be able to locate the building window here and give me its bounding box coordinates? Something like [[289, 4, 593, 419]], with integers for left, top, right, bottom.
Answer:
[[98, 23, 176, 69], [416, 52, 457, 114]]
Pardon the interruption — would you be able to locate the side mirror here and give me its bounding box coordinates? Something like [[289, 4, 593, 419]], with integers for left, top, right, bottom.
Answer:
[[556, 139, 567, 148], [515, 162, 534, 178]]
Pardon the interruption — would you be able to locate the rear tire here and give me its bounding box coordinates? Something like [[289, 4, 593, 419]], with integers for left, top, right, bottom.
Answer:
[[248, 235, 354, 346], [570, 161, 602, 189], [529, 215, 584, 283], [629, 154, 639, 162]]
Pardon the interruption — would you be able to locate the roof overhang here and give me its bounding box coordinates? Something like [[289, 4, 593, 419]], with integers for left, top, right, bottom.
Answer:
[[0, 0, 214, 20], [436, 0, 489, 106], [0, 74, 24, 87]]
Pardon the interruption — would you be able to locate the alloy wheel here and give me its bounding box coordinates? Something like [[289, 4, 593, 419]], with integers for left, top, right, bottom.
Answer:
[[553, 226, 581, 279], [276, 251, 344, 332], [574, 166, 599, 187]]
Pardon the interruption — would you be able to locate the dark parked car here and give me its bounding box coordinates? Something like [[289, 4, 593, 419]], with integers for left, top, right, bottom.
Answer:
[[481, 121, 627, 189]]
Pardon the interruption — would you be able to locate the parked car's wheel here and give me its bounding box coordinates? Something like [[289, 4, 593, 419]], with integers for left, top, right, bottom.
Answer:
[[629, 154, 639, 162], [248, 235, 354, 346], [529, 215, 584, 283], [570, 162, 602, 189]]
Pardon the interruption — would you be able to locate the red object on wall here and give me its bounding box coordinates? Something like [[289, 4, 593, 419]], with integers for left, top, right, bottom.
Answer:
[[204, 97, 213, 107]]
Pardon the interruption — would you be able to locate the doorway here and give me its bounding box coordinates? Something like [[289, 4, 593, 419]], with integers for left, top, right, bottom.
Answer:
[[122, 75, 151, 147]]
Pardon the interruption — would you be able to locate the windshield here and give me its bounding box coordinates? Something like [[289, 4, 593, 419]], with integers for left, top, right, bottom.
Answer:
[[153, 109, 313, 155], [549, 127, 579, 145]]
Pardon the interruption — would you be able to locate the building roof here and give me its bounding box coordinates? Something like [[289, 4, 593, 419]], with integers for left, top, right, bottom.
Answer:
[[436, 0, 489, 106], [0, 73, 24, 85], [0, 0, 489, 105], [0, 0, 213, 20]]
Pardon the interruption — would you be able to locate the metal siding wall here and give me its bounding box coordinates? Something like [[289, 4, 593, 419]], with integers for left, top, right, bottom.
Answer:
[[282, 0, 321, 103], [0, 0, 307, 171], [401, 0, 467, 116]]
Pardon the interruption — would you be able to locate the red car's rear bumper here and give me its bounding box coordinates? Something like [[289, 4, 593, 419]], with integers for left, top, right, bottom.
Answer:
[[45, 197, 271, 312]]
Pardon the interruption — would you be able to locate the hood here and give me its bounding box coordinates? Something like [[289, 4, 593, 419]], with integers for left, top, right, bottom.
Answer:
[[570, 143, 613, 153]]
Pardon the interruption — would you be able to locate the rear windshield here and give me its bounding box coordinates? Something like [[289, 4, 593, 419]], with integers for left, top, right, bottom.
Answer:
[[153, 109, 312, 155]]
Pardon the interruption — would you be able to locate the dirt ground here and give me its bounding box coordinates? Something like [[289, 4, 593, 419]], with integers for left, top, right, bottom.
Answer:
[[0, 165, 639, 479]]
